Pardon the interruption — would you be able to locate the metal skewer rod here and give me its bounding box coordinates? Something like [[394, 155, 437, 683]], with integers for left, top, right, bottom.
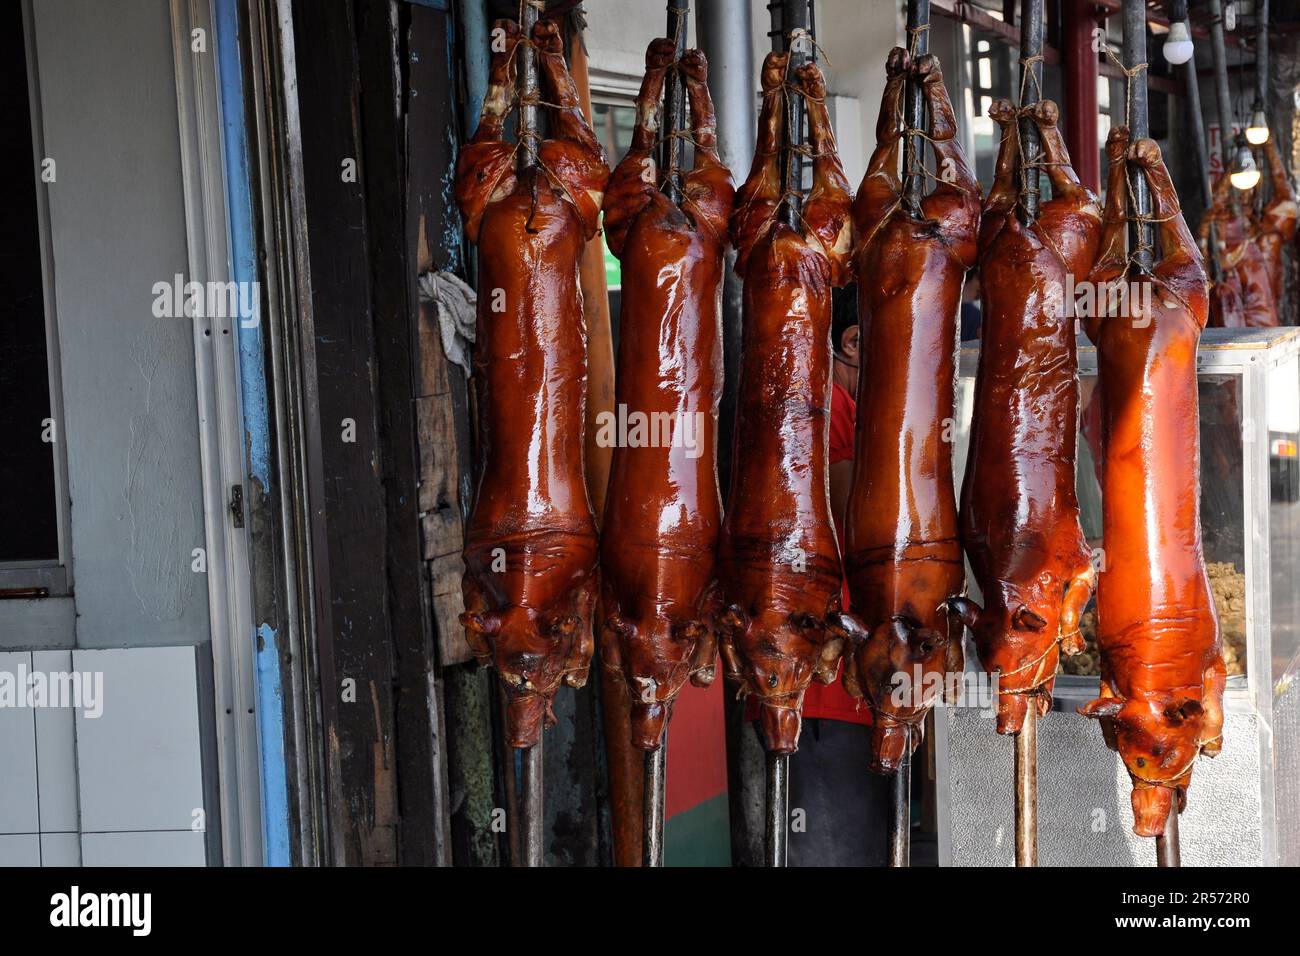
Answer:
[[520, 743, 544, 867], [1122, 0, 1153, 273], [903, 0, 930, 215], [514, 0, 544, 868], [888, 725, 912, 867], [758, 0, 811, 869], [764, 749, 790, 866], [1017, 0, 1044, 224], [662, 0, 691, 205], [772, 0, 812, 230], [1156, 800, 1182, 867], [1014, 699, 1038, 866], [642, 742, 667, 866]]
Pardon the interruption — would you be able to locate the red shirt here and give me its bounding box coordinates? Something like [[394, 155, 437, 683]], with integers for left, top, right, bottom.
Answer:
[[744, 381, 871, 727], [802, 381, 871, 724]]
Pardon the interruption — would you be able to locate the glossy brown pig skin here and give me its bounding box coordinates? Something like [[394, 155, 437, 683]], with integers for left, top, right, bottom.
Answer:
[[455, 19, 610, 749], [1080, 130, 1225, 838], [717, 54, 862, 755], [1252, 137, 1298, 309], [1198, 174, 1279, 328], [952, 99, 1100, 735], [599, 41, 733, 751], [842, 49, 980, 774]]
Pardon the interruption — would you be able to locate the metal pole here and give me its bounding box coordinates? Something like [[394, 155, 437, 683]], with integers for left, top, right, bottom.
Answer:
[[904, 0, 931, 214], [1123, 0, 1153, 272], [764, 751, 789, 866], [1156, 800, 1182, 867], [520, 743, 544, 867], [662, 0, 691, 204], [642, 744, 667, 866], [888, 726, 912, 867], [519, 0, 540, 172], [1018, 0, 1045, 223], [1207, 0, 1237, 213], [699, 1, 759, 861], [773, 0, 811, 228], [514, 1, 544, 869], [1014, 701, 1038, 866], [1179, 36, 1221, 281], [1256, 0, 1269, 111]]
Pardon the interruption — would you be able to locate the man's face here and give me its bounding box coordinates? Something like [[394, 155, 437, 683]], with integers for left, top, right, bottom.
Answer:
[[836, 324, 860, 389]]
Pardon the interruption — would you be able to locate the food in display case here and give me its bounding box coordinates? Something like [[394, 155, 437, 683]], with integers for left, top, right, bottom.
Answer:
[[716, 51, 861, 755], [598, 39, 733, 750], [841, 48, 980, 773], [1078, 130, 1226, 838], [454, 19, 610, 747], [950, 97, 1100, 735]]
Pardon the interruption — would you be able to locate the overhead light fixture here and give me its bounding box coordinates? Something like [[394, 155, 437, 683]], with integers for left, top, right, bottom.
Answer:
[[1230, 133, 1261, 190], [1245, 100, 1270, 145], [1163, 20, 1195, 65]]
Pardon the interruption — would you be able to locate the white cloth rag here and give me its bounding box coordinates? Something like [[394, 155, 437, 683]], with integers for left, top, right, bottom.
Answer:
[[419, 270, 477, 377]]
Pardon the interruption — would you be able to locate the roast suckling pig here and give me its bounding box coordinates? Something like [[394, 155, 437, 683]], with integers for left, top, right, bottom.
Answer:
[[841, 48, 980, 772], [599, 39, 733, 750], [717, 51, 863, 754], [949, 98, 1101, 734], [455, 19, 610, 747], [1079, 129, 1225, 838], [1252, 136, 1297, 312], [1199, 173, 1278, 328]]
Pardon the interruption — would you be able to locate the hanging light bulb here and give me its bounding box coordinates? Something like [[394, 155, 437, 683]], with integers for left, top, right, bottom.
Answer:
[[1245, 99, 1270, 145], [1229, 133, 1261, 190], [1163, 20, 1195, 65]]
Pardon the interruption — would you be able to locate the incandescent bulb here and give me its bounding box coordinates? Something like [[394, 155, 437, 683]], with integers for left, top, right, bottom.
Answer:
[[1230, 134, 1260, 190], [1245, 108, 1270, 145], [1163, 22, 1194, 65], [1231, 168, 1262, 190]]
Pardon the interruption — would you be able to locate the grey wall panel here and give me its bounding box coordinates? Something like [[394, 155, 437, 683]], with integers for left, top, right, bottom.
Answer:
[[0, 598, 75, 650], [81, 830, 205, 866], [72, 646, 204, 835], [942, 706, 1264, 866], [0, 652, 39, 834], [30, 0, 208, 648]]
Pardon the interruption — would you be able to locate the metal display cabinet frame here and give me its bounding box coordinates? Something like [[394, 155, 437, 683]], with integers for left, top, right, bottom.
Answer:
[[939, 326, 1300, 866]]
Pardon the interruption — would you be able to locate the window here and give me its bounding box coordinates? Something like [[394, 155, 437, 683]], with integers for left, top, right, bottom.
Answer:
[[1, 0, 68, 592]]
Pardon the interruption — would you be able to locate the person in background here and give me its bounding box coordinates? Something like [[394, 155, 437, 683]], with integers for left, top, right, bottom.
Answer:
[[770, 283, 893, 866]]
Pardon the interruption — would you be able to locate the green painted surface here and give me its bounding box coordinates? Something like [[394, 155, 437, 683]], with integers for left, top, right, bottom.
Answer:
[[664, 794, 731, 867], [603, 235, 620, 290]]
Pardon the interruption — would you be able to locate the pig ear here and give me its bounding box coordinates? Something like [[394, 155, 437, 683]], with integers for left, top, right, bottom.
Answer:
[[1078, 697, 1124, 719], [1164, 699, 1204, 724], [825, 609, 869, 645], [1013, 606, 1048, 631], [719, 604, 749, 633], [460, 610, 501, 635], [945, 596, 981, 629]]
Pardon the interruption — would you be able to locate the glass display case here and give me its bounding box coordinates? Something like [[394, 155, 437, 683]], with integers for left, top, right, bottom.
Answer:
[[937, 326, 1300, 866]]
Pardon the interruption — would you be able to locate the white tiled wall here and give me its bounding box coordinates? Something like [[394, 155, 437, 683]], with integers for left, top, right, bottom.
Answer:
[[0, 646, 207, 867]]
